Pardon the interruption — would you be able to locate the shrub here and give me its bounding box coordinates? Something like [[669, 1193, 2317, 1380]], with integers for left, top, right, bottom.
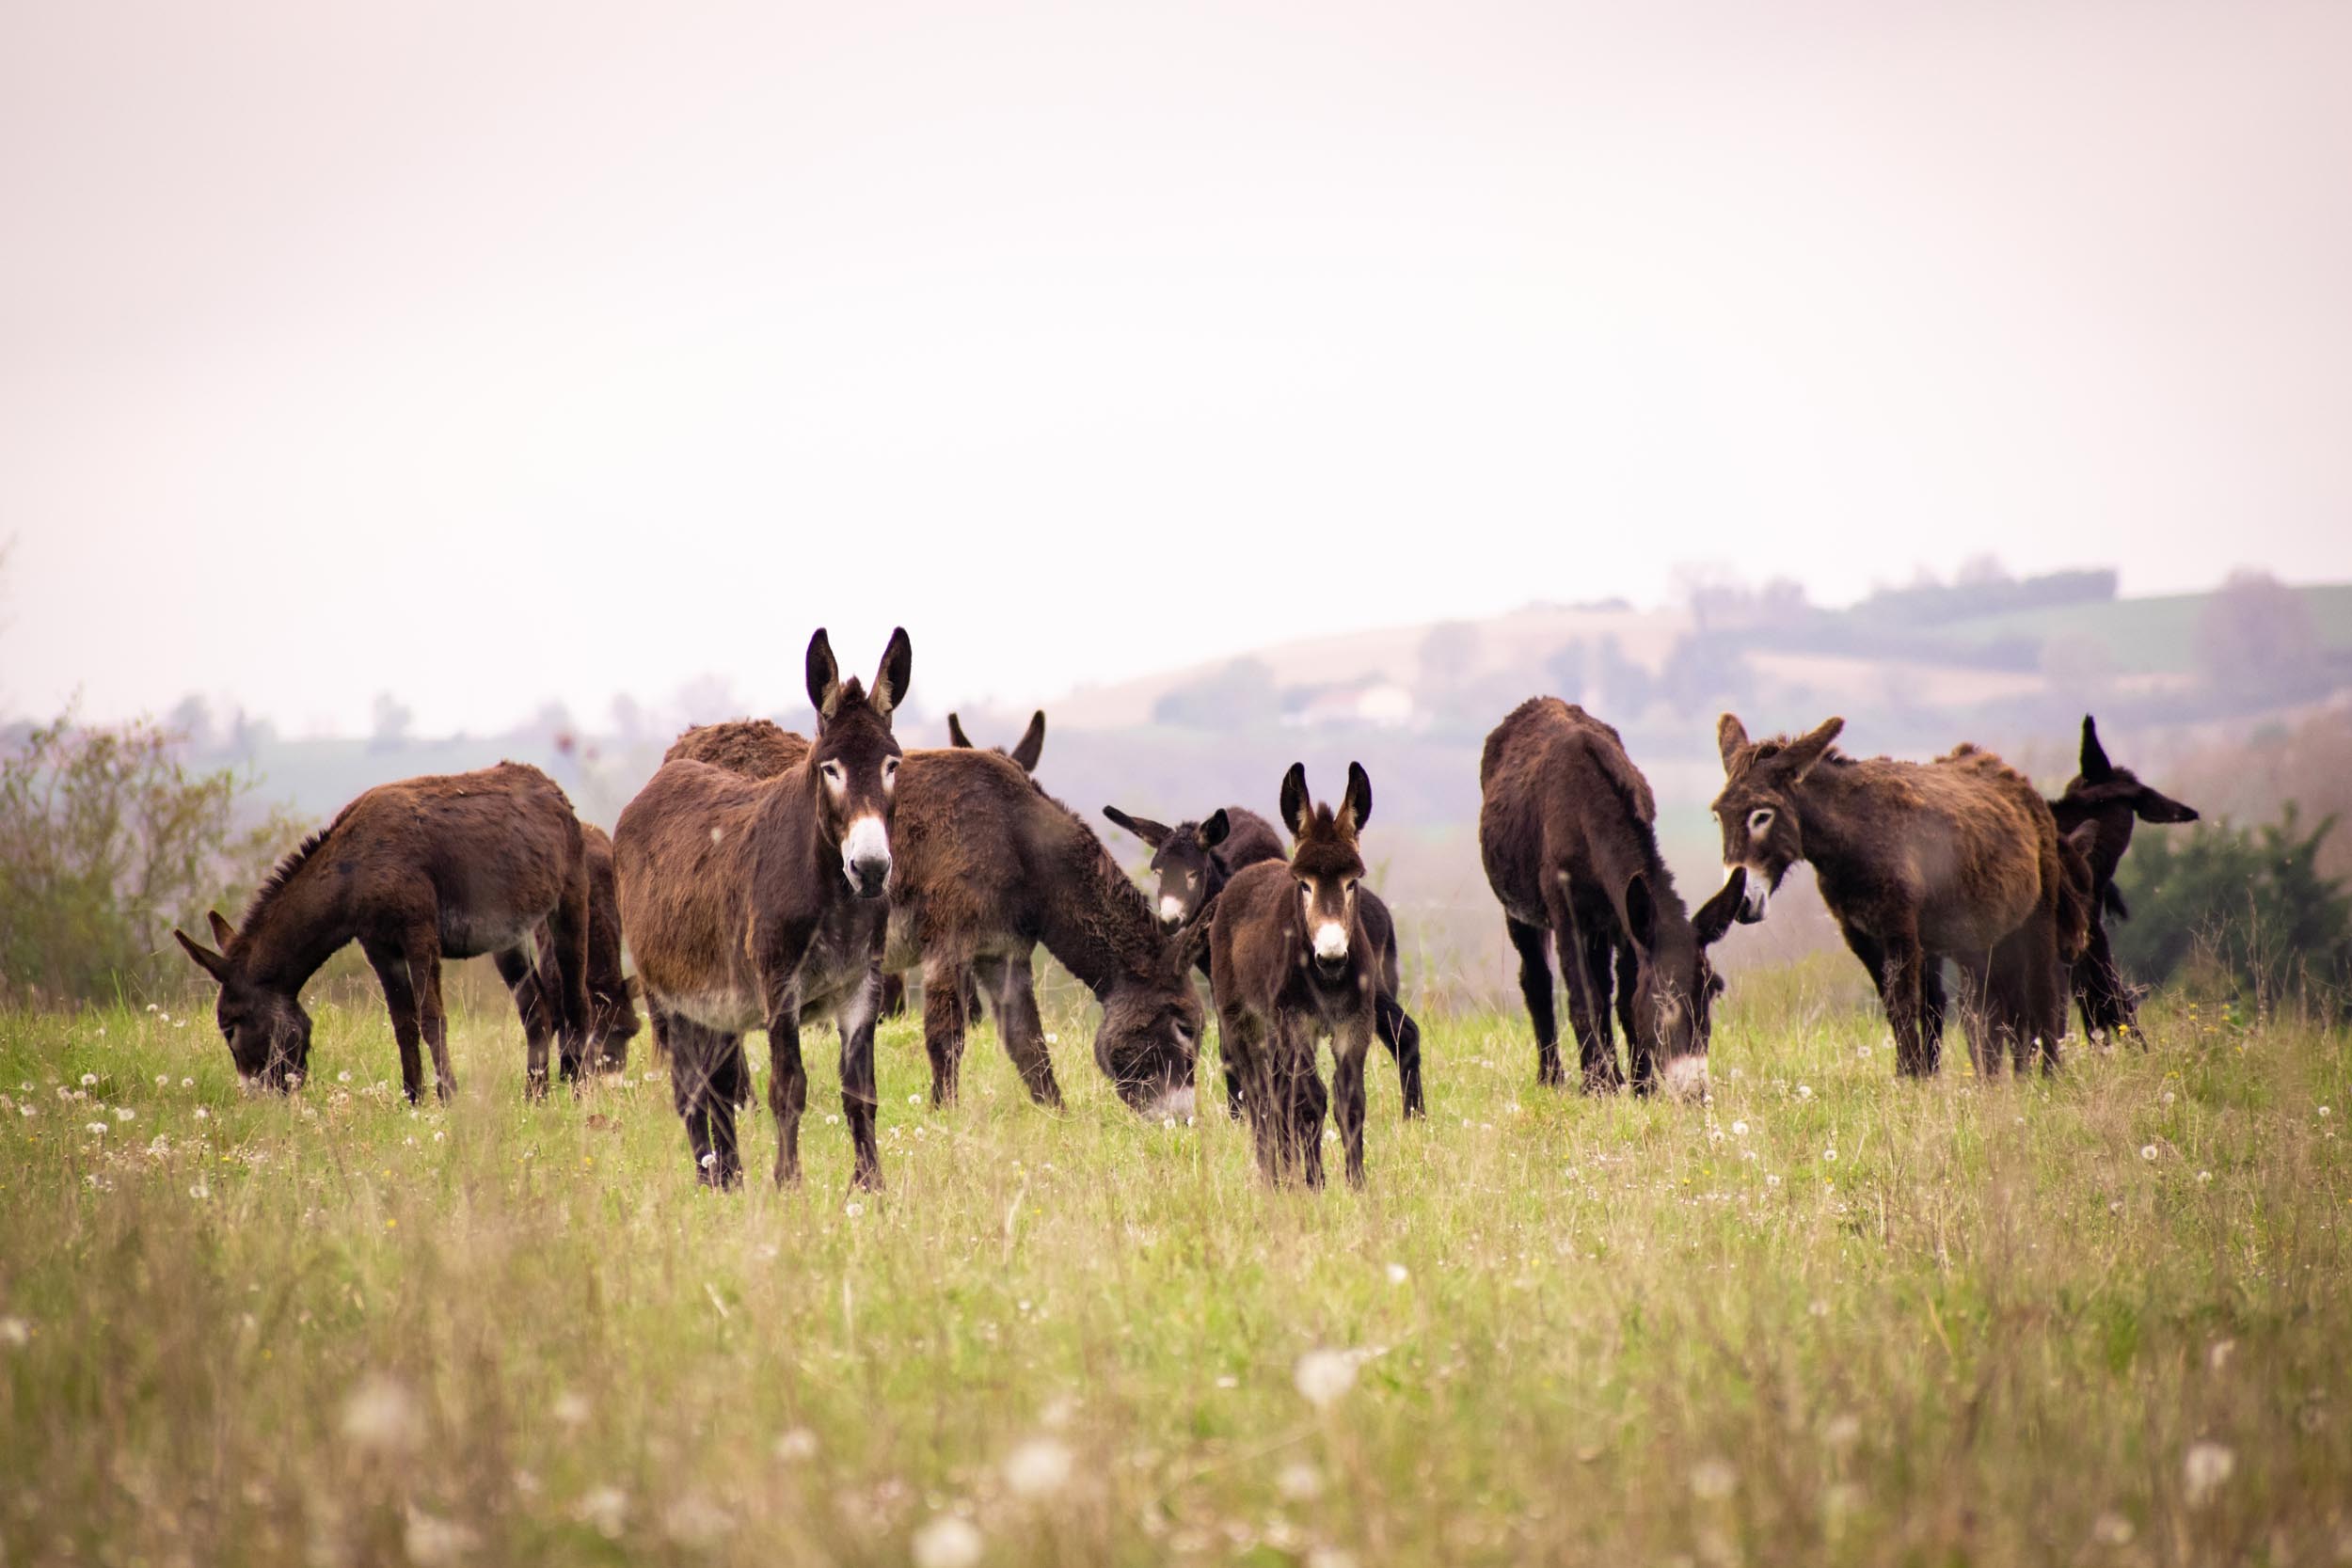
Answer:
[[0, 715, 302, 1004]]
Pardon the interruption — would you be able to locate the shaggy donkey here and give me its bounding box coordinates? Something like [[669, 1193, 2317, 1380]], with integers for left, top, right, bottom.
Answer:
[[1479, 698, 1747, 1098], [615, 628, 911, 1189], [174, 763, 592, 1102], [1209, 763, 1386, 1188], [2049, 715, 2199, 1041], [1104, 801, 1424, 1119], [1712, 715, 2074, 1076]]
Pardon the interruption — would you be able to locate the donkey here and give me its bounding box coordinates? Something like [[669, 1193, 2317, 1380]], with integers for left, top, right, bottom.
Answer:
[[614, 628, 911, 1190], [1712, 715, 2073, 1076], [2050, 715, 2200, 1041], [946, 709, 1047, 774], [498, 822, 640, 1077], [1478, 698, 1748, 1099], [1104, 802, 1424, 1119], [173, 763, 592, 1103], [1208, 764, 1391, 1188]]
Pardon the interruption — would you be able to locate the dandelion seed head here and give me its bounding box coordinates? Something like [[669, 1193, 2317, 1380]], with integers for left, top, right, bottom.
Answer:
[[341, 1374, 424, 1456], [1277, 1460, 1325, 1501], [912, 1514, 984, 1568], [1294, 1348, 1362, 1408], [2140, 1145, 2158, 1162], [1003, 1436, 1074, 1497], [2183, 1440, 2235, 1508]]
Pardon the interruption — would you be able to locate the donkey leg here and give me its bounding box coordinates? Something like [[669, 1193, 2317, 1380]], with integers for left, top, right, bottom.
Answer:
[[1376, 993, 1425, 1119], [1294, 1044, 1331, 1192], [546, 870, 594, 1090], [1333, 1017, 1372, 1189], [1875, 923, 1931, 1079], [402, 927, 457, 1102], [662, 1015, 722, 1185], [764, 1008, 808, 1187], [705, 1036, 747, 1190], [1505, 918, 1562, 1087], [837, 974, 884, 1192], [1549, 899, 1619, 1093], [493, 943, 556, 1090], [920, 953, 971, 1107], [364, 940, 429, 1104], [1920, 956, 1948, 1075], [977, 953, 1063, 1109]]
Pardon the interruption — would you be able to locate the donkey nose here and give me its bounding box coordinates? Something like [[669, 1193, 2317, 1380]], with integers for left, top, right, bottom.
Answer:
[[840, 816, 891, 899], [1312, 924, 1349, 963], [1661, 1055, 1710, 1103], [1157, 895, 1187, 930]]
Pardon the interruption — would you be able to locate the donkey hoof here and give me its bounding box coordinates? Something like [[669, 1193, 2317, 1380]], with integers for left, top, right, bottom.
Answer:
[[522, 1073, 548, 1104]]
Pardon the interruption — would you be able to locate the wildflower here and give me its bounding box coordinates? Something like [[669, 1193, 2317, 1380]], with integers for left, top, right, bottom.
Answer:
[[86, 1122, 107, 1136], [80, 1073, 97, 1087], [1689, 1457, 1738, 1500], [1822, 1147, 1837, 1164], [1294, 1348, 1363, 1408], [182, 1077, 194, 1088], [155, 1074, 168, 1087], [1765, 1173, 1781, 1188], [2182, 1440, 2235, 1508], [575, 1486, 628, 1538], [2140, 1145, 2158, 1162], [772, 1427, 818, 1462], [845, 1202, 865, 1218], [1215, 1374, 1238, 1389], [341, 1374, 424, 1455], [196, 1107, 210, 1120], [339, 1071, 352, 1084], [1277, 1460, 1325, 1500], [2198, 1169, 2214, 1184], [113, 1106, 135, 1122], [0, 1316, 28, 1347], [2321, 1106, 2333, 1119], [1796, 1084, 1813, 1100], [402, 1508, 480, 1566], [1731, 1120, 1749, 1137], [551, 1390, 591, 1429], [912, 1514, 984, 1568], [1003, 1435, 1073, 1497], [1386, 1262, 1410, 1286]]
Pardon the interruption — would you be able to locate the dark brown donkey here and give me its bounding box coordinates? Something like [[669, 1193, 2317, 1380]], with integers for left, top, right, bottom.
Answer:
[[1479, 698, 1748, 1099], [173, 763, 592, 1102], [615, 628, 911, 1190], [2050, 715, 2200, 1041], [1209, 764, 1389, 1189], [1712, 715, 2073, 1076], [946, 709, 1047, 774], [499, 822, 640, 1077], [1104, 802, 1424, 1118]]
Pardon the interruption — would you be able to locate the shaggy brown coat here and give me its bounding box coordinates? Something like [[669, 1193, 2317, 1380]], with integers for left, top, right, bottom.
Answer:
[[1479, 698, 1746, 1098], [2049, 714, 2200, 1040], [173, 762, 591, 1102], [1712, 716, 2071, 1075], [499, 822, 640, 1076]]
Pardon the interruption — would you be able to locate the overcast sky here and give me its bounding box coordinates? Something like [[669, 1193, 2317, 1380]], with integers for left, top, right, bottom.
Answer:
[[5, 0, 2348, 735]]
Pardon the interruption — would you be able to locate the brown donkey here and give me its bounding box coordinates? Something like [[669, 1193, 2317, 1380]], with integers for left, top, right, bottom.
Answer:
[[173, 763, 592, 1102], [2050, 715, 2199, 1042], [1104, 801, 1424, 1119], [1712, 715, 2073, 1076], [499, 822, 641, 1076], [615, 629, 911, 1190], [1479, 698, 1748, 1099], [1209, 764, 1386, 1188]]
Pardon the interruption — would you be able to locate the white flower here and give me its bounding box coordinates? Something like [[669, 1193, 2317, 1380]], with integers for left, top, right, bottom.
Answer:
[[1689, 1457, 1738, 1500], [844, 1202, 864, 1218], [575, 1486, 628, 1539], [113, 1106, 135, 1121], [1294, 1348, 1363, 1409], [0, 1316, 28, 1347], [1277, 1461, 1324, 1501], [402, 1508, 479, 1566], [1306, 1551, 1357, 1568], [1731, 1120, 1749, 1137], [1003, 1436, 1073, 1497], [2140, 1145, 2158, 1162], [182, 1077, 194, 1088], [1765, 1173, 1781, 1188], [1385, 1262, 1410, 1286], [1796, 1084, 1813, 1100], [195, 1107, 210, 1120], [341, 1374, 424, 1455], [551, 1390, 591, 1429], [2182, 1440, 2235, 1508], [80, 1073, 98, 1087], [2320, 1105, 2332, 1119], [155, 1074, 168, 1087], [772, 1427, 818, 1463], [339, 1071, 352, 1084], [911, 1514, 984, 1568], [1821, 1148, 1837, 1163], [86, 1122, 107, 1136], [2197, 1169, 2214, 1184]]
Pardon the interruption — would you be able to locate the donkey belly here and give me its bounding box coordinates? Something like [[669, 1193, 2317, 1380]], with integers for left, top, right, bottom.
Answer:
[[437, 908, 543, 961]]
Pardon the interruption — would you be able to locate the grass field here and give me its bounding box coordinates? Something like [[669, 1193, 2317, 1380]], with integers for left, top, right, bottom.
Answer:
[[3, 971, 2347, 1567]]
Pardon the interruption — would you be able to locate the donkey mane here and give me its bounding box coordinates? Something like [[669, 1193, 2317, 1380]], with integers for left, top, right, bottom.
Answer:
[[1032, 783, 1169, 985], [235, 808, 353, 938]]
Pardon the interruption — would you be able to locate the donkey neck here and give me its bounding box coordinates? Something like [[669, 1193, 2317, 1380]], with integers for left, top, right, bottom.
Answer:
[[236, 851, 364, 993], [1788, 762, 1892, 885], [1035, 809, 1168, 999]]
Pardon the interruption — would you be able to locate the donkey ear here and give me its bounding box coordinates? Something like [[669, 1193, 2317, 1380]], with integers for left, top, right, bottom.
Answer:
[[1198, 808, 1231, 849], [1717, 713, 1751, 773], [1170, 917, 1213, 978], [1692, 868, 1747, 945], [869, 627, 913, 721], [2078, 715, 2114, 783], [1785, 717, 1844, 781], [2135, 786, 2199, 826], [1338, 761, 1373, 835], [206, 909, 236, 949], [946, 713, 974, 749], [1009, 711, 1046, 772], [1103, 806, 1169, 848], [1279, 764, 1311, 840], [173, 927, 233, 983], [1622, 870, 1658, 952], [805, 628, 843, 720]]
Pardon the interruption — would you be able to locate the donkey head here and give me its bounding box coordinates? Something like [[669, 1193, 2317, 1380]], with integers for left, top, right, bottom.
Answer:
[[805, 626, 914, 900], [1093, 937, 1207, 1121], [1711, 713, 1844, 921], [172, 911, 313, 1091], [2057, 715, 2199, 896], [946, 710, 1046, 774], [1622, 868, 1749, 1101], [1102, 806, 1232, 931], [1279, 762, 1372, 982]]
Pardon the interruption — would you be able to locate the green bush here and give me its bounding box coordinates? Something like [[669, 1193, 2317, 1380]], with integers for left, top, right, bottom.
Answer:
[[2111, 803, 2352, 1015], [0, 715, 301, 1004]]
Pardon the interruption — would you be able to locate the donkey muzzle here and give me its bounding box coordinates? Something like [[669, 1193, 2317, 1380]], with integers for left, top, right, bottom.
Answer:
[[842, 816, 892, 900]]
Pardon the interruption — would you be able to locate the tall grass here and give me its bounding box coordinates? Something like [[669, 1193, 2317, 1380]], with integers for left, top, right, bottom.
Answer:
[[2, 976, 2346, 1565]]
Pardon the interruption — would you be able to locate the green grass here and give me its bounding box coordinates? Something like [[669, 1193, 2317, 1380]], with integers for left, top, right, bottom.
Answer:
[[2, 980, 2347, 1566]]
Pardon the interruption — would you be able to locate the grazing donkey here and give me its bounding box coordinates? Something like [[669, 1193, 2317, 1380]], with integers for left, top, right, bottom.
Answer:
[[2050, 715, 2200, 1041], [1209, 763, 1388, 1188], [615, 628, 911, 1190], [1104, 802, 1424, 1118], [946, 709, 1047, 774], [173, 763, 592, 1102], [1478, 698, 1748, 1099], [1712, 715, 2074, 1076], [499, 822, 640, 1077]]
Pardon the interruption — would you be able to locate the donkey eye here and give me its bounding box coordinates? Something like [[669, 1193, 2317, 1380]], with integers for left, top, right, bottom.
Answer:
[[1184, 872, 1198, 888], [1747, 808, 1774, 834], [1298, 880, 1313, 896]]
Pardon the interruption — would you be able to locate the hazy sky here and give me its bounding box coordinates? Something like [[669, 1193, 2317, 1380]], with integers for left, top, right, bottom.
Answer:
[[5, 0, 2348, 735]]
